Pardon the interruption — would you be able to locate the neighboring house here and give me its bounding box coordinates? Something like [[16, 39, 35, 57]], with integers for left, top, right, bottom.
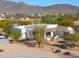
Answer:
[[18, 17, 34, 21], [11, 15, 35, 21], [74, 20, 79, 25], [0, 14, 6, 21], [13, 24, 74, 41]]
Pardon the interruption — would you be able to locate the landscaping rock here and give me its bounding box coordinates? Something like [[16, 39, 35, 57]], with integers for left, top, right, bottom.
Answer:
[[0, 49, 4, 52], [53, 49, 61, 53], [63, 51, 71, 55]]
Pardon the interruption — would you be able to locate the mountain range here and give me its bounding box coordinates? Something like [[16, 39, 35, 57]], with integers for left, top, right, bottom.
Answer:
[[0, 0, 79, 15]]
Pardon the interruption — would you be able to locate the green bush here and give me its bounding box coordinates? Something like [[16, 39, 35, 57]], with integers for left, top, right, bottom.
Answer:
[[10, 31, 21, 41], [64, 33, 79, 42], [74, 25, 79, 32]]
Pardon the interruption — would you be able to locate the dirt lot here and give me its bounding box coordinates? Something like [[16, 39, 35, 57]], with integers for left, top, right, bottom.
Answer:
[[0, 43, 62, 58]]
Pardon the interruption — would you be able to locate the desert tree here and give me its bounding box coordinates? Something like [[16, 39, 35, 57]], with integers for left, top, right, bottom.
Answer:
[[64, 33, 79, 46], [33, 26, 46, 47]]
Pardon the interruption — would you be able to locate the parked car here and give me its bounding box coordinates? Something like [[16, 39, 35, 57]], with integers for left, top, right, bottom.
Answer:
[[0, 36, 10, 44]]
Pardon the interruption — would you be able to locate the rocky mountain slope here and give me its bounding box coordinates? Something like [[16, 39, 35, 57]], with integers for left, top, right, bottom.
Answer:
[[0, 0, 79, 15]]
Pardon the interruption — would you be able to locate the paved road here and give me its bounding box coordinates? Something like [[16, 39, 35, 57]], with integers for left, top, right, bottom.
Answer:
[[0, 43, 62, 58]]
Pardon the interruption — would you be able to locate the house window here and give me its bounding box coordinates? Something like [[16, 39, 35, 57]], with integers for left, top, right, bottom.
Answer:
[[33, 32, 35, 35], [46, 32, 51, 35], [46, 32, 51, 38]]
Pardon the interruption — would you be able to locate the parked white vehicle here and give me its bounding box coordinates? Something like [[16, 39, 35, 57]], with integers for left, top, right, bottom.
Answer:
[[0, 36, 10, 44]]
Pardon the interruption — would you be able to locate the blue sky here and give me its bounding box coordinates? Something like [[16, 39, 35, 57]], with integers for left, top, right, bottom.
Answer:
[[8, 0, 79, 6]]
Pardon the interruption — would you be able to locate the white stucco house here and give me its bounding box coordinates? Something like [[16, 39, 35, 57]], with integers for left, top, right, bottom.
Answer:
[[0, 14, 6, 21], [13, 24, 75, 41]]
